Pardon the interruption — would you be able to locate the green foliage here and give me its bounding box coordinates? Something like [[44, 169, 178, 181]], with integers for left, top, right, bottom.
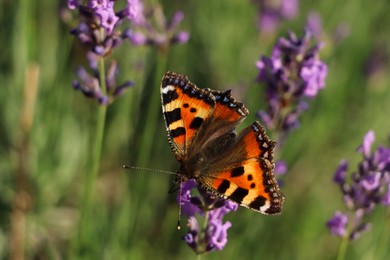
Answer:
[[1, 0, 389, 259]]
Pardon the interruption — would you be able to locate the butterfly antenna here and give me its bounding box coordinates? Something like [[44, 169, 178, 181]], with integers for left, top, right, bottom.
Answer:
[[123, 165, 177, 175], [177, 178, 183, 230]]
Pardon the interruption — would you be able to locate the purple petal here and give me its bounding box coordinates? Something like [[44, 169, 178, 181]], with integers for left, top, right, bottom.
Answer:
[[300, 59, 328, 97], [67, 0, 79, 10], [359, 171, 381, 191], [327, 211, 349, 237], [177, 180, 202, 217], [88, 0, 112, 9], [280, 0, 298, 19], [333, 160, 348, 185], [373, 146, 390, 172], [382, 183, 390, 206], [206, 219, 232, 251], [258, 10, 280, 33], [275, 160, 288, 175], [169, 11, 185, 30], [172, 31, 190, 44], [183, 216, 200, 252], [306, 11, 322, 39], [125, 0, 145, 25], [357, 130, 375, 157], [94, 6, 119, 33], [128, 31, 147, 45]]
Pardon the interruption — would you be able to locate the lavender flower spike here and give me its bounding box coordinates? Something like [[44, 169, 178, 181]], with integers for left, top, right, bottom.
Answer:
[[67, 0, 138, 104], [178, 180, 237, 254], [256, 30, 328, 139], [327, 211, 348, 237], [253, 0, 299, 34], [327, 130, 390, 240]]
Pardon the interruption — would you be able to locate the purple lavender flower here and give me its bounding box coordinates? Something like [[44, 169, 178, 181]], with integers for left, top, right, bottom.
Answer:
[[253, 0, 299, 34], [327, 211, 348, 237], [205, 217, 232, 251], [327, 130, 390, 240], [125, 5, 190, 49], [73, 64, 134, 104], [94, 4, 119, 34], [306, 11, 350, 43], [178, 180, 237, 254], [306, 12, 322, 40], [275, 160, 288, 176], [124, 0, 145, 25], [67, 0, 138, 104], [333, 160, 348, 185], [357, 130, 375, 158], [256, 30, 327, 140]]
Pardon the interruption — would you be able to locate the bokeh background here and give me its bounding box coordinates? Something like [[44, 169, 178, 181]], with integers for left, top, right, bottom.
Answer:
[[1, 0, 390, 259]]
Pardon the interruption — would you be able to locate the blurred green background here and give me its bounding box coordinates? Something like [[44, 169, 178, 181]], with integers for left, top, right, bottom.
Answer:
[[1, 0, 390, 259]]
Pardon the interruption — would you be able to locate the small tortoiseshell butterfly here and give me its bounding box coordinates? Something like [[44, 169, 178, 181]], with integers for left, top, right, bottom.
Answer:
[[161, 72, 284, 215]]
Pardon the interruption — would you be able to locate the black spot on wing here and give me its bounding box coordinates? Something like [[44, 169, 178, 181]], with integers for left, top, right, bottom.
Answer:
[[171, 127, 186, 138], [230, 166, 245, 177], [249, 196, 266, 210], [217, 180, 230, 194], [230, 187, 248, 203], [189, 117, 204, 129], [164, 108, 181, 125], [162, 89, 179, 105]]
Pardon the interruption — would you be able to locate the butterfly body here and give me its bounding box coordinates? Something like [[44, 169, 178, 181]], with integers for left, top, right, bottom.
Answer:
[[161, 72, 284, 215]]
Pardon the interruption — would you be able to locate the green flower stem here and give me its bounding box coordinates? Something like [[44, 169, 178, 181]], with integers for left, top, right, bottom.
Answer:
[[377, 209, 390, 259], [135, 49, 168, 166], [195, 253, 203, 260], [336, 234, 349, 260], [337, 211, 354, 260], [74, 57, 108, 254]]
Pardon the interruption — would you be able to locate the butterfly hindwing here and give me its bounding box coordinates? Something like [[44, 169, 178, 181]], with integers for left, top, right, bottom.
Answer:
[[201, 122, 283, 215]]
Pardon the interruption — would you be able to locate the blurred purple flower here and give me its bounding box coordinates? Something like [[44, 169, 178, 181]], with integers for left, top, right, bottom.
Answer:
[[124, 0, 145, 25], [253, 0, 299, 34], [256, 30, 327, 140], [306, 11, 350, 43], [306, 12, 322, 40], [327, 211, 348, 237], [333, 160, 348, 185], [183, 216, 200, 253], [382, 183, 390, 206], [275, 160, 287, 175], [126, 5, 190, 49], [357, 130, 375, 158], [73, 63, 134, 104], [67, 0, 79, 9], [178, 180, 237, 254], [327, 130, 390, 240], [94, 4, 119, 33]]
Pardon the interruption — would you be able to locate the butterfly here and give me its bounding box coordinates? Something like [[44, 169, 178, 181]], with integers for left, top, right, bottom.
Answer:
[[161, 71, 284, 215]]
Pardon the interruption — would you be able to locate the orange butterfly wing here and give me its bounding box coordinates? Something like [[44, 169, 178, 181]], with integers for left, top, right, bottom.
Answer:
[[161, 72, 215, 161], [204, 122, 284, 215]]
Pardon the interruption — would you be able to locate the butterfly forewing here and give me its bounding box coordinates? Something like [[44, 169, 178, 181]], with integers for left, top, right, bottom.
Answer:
[[161, 72, 215, 161]]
